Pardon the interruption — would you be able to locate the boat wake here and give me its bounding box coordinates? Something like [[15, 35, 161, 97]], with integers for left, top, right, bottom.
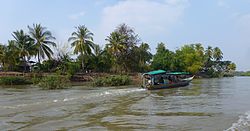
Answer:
[[59, 88, 146, 102], [0, 88, 146, 109], [226, 111, 250, 131]]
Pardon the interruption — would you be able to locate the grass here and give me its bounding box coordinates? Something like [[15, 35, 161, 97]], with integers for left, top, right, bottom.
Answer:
[[38, 75, 70, 89], [0, 76, 32, 85]]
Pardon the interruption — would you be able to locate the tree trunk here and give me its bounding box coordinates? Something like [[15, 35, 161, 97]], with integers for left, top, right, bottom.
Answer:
[[23, 57, 27, 72], [81, 52, 84, 71], [38, 53, 40, 64]]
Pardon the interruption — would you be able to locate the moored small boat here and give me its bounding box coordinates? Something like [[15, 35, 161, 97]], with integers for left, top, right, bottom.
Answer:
[[141, 70, 194, 90]]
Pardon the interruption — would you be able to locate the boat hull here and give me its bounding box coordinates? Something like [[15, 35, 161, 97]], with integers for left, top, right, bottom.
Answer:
[[146, 81, 190, 90]]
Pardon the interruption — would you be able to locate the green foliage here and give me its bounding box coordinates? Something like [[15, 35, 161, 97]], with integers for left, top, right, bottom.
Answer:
[[28, 24, 56, 64], [228, 63, 236, 71], [0, 76, 32, 85], [105, 24, 144, 72], [132, 43, 152, 72], [12, 29, 35, 63], [68, 25, 95, 70], [240, 71, 250, 76], [151, 42, 175, 71], [38, 75, 70, 89], [0, 41, 20, 71], [93, 75, 131, 87], [39, 59, 59, 72], [151, 43, 235, 77], [31, 77, 42, 85], [234, 71, 250, 76], [174, 44, 205, 74], [65, 62, 81, 77], [151, 43, 205, 74], [213, 47, 223, 61], [0, 23, 237, 79]]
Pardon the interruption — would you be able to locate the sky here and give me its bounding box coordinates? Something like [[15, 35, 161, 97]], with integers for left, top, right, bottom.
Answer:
[[0, 0, 250, 71]]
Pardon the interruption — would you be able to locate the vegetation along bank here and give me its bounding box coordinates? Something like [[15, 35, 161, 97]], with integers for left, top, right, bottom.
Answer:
[[0, 23, 237, 88]]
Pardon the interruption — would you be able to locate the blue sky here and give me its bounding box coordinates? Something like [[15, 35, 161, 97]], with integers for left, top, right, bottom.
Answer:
[[0, 0, 250, 71]]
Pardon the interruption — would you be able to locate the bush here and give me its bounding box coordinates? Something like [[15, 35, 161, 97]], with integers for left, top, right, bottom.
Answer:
[[0, 76, 32, 85], [38, 75, 70, 89], [66, 62, 81, 78], [93, 75, 131, 87], [31, 77, 42, 85]]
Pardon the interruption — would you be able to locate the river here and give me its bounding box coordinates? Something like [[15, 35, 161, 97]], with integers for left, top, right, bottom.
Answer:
[[0, 77, 250, 130]]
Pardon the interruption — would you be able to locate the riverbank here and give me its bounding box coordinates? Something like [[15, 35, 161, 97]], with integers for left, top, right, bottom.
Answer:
[[0, 71, 238, 88], [234, 71, 250, 76], [0, 72, 142, 88]]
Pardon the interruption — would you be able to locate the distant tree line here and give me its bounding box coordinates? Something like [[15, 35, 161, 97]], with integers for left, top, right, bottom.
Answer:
[[234, 71, 250, 76], [0, 23, 236, 77], [151, 43, 236, 77]]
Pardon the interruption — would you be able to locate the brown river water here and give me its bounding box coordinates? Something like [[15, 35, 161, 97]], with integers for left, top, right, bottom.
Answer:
[[0, 77, 250, 130]]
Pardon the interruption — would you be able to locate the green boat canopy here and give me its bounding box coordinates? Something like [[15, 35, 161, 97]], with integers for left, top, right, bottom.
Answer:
[[144, 70, 190, 75], [166, 72, 190, 75], [144, 70, 166, 75]]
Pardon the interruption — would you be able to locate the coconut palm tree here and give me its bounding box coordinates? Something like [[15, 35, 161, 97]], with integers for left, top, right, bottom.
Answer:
[[0, 44, 6, 69], [12, 30, 35, 63], [28, 24, 56, 64], [213, 47, 223, 61], [105, 32, 126, 57], [205, 46, 213, 61], [5, 40, 20, 70], [68, 25, 95, 70], [105, 32, 127, 72], [195, 43, 204, 57]]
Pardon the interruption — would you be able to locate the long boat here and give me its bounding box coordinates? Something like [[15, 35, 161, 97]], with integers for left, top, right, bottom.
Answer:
[[141, 70, 194, 90]]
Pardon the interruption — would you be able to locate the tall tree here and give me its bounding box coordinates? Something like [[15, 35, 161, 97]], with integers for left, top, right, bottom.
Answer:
[[0, 44, 6, 68], [12, 29, 35, 63], [228, 62, 236, 71], [174, 44, 204, 74], [133, 42, 152, 72], [203, 46, 214, 71], [105, 32, 126, 72], [109, 23, 140, 72], [151, 42, 175, 71], [205, 46, 213, 61], [28, 24, 56, 64], [106, 32, 126, 57], [4, 41, 20, 71], [195, 43, 205, 57], [213, 47, 223, 61], [68, 25, 95, 70]]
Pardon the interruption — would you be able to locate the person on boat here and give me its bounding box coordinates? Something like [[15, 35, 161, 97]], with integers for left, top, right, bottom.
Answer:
[[147, 79, 151, 85], [159, 76, 164, 84]]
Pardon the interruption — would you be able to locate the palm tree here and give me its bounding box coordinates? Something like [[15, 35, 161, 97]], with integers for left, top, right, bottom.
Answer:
[[105, 32, 127, 72], [138, 43, 152, 67], [12, 30, 35, 63], [90, 44, 103, 72], [28, 24, 56, 64], [195, 43, 204, 56], [105, 32, 126, 58], [213, 47, 223, 61], [132, 43, 152, 72], [68, 25, 95, 70], [0, 44, 6, 69], [5, 40, 20, 70]]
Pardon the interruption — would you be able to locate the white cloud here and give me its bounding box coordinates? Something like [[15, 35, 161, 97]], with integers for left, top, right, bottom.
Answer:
[[96, 0, 189, 46], [68, 11, 85, 20]]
